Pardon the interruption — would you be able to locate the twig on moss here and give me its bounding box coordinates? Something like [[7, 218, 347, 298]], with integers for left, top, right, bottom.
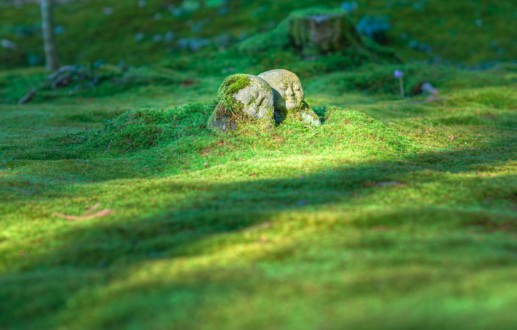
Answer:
[[54, 203, 113, 221], [18, 88, 37, 105]]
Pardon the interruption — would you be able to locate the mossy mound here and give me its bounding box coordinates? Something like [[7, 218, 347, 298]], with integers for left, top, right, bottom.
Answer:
[[239, 7, 397, 61], [84, 103, 211, 152], [322, 108, 418, 154]]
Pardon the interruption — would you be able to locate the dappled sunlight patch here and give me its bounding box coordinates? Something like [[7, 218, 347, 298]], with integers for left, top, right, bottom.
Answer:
[[321, 108, 418, 154]]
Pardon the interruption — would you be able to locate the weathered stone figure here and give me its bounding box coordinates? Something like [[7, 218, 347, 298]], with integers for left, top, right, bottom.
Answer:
[[208, 74, 275, 132], [258, 69, 320, 126]]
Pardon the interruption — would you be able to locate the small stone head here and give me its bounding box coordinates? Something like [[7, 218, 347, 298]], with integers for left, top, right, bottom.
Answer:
[[208, 74, 274, 132], [218, 74, 274, 119], [258, 69, 304, 112]]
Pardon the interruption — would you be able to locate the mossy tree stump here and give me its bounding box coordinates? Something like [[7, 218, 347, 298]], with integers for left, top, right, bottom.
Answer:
[[289, 13, 362, 55]]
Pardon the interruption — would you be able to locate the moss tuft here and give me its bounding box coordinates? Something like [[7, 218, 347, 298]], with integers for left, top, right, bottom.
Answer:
[[217, 74, 252, 113]]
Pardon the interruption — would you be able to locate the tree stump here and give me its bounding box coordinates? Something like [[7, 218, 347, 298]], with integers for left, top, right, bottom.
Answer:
[[289, 13, 362, 55]]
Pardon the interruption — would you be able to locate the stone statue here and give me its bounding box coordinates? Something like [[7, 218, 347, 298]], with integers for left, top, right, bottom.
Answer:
[[208, 74, 275, 132], [258, 69, 320, 126]]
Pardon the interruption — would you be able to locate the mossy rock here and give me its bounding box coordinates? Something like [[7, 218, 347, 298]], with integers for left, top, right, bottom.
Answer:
[[208, 74, 275, 133]]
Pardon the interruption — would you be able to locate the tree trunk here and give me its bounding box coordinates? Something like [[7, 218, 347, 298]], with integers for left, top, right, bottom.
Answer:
[[41, 0, 59, 71]]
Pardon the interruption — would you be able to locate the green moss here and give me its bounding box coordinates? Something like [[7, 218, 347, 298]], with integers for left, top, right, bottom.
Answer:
[[1, 2, 517, 329], [217, 74, 252, 114], [306, 63, 513, 97], [1, 0, 516, 68], [289, 9, 362, 55], [1, 62, 517, 328], [237, 21, 291, 54], [238, 8, 344, 54], [84, 103, 212, 152], [239, 7, 392, 60], [209, 74, 277, 133]]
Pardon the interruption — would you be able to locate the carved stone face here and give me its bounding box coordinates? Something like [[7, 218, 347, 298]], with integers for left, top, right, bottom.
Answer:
[[208, 74, 275, 132], [233, 76, 274, 119], [258, 69, 304, 112]]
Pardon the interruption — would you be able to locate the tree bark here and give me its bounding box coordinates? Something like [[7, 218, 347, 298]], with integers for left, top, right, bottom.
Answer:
[[41, 0, 60, 71]]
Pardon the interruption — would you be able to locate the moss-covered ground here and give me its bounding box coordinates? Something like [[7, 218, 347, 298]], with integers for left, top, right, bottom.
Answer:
[[1, 0, 517, 329], [1, 0, 516, 68]]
